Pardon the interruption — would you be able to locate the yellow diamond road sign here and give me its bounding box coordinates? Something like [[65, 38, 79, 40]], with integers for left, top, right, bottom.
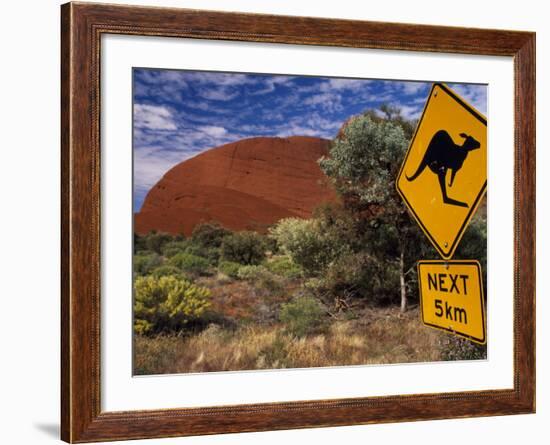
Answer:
[[418, 260, 486, 344], [396, 83, 487, 259]]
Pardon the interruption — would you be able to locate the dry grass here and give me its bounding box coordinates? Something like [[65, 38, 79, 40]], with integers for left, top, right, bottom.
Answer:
[[134, 307, 445, 375]]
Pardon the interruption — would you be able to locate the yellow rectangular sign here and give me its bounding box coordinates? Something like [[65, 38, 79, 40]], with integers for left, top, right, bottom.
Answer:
[[418, 260, 486, 344]]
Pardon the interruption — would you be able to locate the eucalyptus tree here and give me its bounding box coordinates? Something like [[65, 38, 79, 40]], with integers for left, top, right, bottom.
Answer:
[[319, 109, 429, 312]]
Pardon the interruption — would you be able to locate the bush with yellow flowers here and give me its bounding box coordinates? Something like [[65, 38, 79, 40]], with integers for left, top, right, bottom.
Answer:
[[134, 275, 211, 335]]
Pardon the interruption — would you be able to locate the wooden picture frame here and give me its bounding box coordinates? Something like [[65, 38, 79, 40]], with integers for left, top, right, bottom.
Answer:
[[61, 2, 535, 442]]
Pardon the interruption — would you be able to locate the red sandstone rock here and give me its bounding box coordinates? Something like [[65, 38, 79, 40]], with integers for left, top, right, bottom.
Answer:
[[134, 136, 339, 235]]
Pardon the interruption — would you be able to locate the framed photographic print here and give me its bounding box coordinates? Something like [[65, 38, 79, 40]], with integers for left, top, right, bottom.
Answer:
[[61, 2, 535, 443]]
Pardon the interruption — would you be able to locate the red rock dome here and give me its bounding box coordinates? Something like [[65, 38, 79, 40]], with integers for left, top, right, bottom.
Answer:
[[134, 136, 339, 235]]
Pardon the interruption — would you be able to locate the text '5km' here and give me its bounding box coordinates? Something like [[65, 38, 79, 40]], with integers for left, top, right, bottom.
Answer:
[[418, 261, 486, 344]]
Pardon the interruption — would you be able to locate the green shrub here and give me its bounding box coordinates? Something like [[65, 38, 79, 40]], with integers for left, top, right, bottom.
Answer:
[[143, 231, 173, 254], [268, 218, 346, 275], [439, 334, 487, 361], [169, 252, 210, 276], [454, 217, 487, 293], [264, 255, 303, 279], [134, 233, 147, 253], [279, 296, 326, 337], [236, 264, 266, 281], [134, 275, 211, 335], [237, 265, 283, 295], [263, 235, 280, 255], [221, 231, 266, 265], [161, 240, 189, 258], [163, 247, 184, 259], [151, 265, 183, 278], [183, 242, 220, 265], [191, 222, 230, 249], [134, 253, 162, 276], [321, 252, 399, 303], [313, 203, 363, 251], [218, 260, 241, 279]]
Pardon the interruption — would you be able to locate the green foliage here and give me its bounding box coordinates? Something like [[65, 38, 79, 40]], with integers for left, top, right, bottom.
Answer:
[[191, 222, 230, 249], [378, 104, 417, 139], [135, 232, 185, 255], [236, 265, 268, 281], [454, 216, 487, 297], [320, 252, 399, 303], [174, 222, 231, 265], [151, 265, 183, 278], [169, 252, 210, 276], [162, 247, 183, 259], [134, 275, 211, 335], [134, 252, 162, 276], [134, 233, 147, 252], [183, 242, 220, 265], [313, 203, 362, 249], [439, 334, 487, 361], [318, 109, 435, 310], [142, 231, 173, 254], [279, 296, 326, 337], [218, 260, 241, 279], [268, 218, 347, 275], [263, 235, 280, 255], [264, 255, 303, 279], [220, 231, 267, 265], [455, 217, 487, 272], [161, 240, 189, 258], [354, 219, 430, 304], [319, 114, 408, 206], [237, 265, 283, 295]]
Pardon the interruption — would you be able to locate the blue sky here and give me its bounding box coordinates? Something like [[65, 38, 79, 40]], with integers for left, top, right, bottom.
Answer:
[[133, 68, 487, 211]]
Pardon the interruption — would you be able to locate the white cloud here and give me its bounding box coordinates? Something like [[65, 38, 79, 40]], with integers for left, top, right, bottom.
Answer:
[[133, 146, 185, 195], [158, 70, 189, 87], [240, 123, 274, 134], [134, 104, 177, 130], [273, 91, 302, 108], [192, 74, 295, 100], [448, 84, 487, 115], [302, 92, 343, 112], [199, 87, 239, 101], [199, 125, 227, 138], [185, 72, 257, 87], [134, 70, 190, 100], [401, 81, 428, 95], [250, 83, 276, 95], [398, 104, 423, 120], [277, 125, 321, 137], [323, 78, 369, 91], [306, 114, 341, 132], [412, 96, 429, 105], [250, 75, 296, 95]]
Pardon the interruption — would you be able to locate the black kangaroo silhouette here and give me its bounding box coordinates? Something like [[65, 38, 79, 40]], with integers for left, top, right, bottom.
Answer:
[[406, 130, 481, 208]]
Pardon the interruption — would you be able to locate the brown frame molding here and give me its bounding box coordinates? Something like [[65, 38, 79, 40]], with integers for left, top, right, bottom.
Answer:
[[61, 2, 536, 442]]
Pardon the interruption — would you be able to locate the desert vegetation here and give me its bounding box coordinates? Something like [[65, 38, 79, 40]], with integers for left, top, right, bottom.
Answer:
[[133, 106, 487, 375]]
